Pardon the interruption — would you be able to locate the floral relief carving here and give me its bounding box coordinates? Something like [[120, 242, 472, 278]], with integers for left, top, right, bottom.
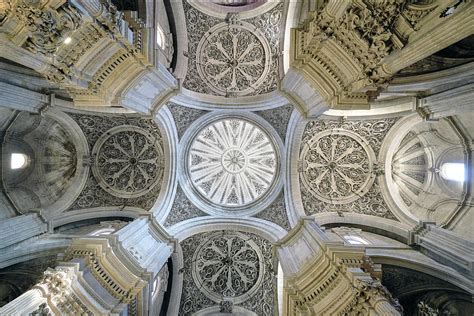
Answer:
[[183, 1, 282, 97], [192, 232, 264, 302], [299, 118, 399, 220], [300, 130, 376, 204], [180, 231, 275, 315], [196, 21, 270, 96], [91, 126, 164, 199], [66, 113, 164, 211]]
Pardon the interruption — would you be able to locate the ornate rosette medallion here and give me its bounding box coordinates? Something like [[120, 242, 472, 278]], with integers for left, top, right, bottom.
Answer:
[[191, 232, 264, 303], [187, 118, 277, 208], [91, 125, 164, 198], [300, 129, 376, 204], [196, 21, 271, 96]]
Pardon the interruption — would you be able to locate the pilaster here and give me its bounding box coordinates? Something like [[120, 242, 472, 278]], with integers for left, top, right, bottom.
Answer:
[[0, 217, 175, 315], [276, 218, 402, 315], [0, 213, 48, 249]]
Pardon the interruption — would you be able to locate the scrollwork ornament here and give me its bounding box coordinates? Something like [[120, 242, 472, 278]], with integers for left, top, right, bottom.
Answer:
[[196, 21, 271, 96], [91, 125, 164, 198], [12, 1, 82, 55], [192, 232, 264, 303], [300, 129, 376, 204]]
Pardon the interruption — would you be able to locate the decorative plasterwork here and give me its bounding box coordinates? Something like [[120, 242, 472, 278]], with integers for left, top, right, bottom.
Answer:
[[167, 102, 209, 140], [255, 104, 294, 142], [391, 131, 429, 208], [91, 125, 164, 199], [179, 231, 275, 315], [187, 118, 277, 208], [163, 186, 208, 228], [67, 112, 164, 211], [191, 232, 264, 303], [196, 21, 270, 97], [254, 190, 291, 231], [300, 129, 376, 204], [299, 118, 399, 219], [289, 0, 449, 108], [183, 1, 282, 97]]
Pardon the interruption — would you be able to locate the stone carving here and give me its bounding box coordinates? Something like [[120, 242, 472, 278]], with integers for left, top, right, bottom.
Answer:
[[40, 268, 93, 315], [392, 132, 428, 207], [10, 1, 82, 55], [187, 118, 277, 207], [255, 190, 291, 231], [183, 1, 282, 97], [255, 104, 294, 142], [180, 231, 275, 315], [91, 126, 164, 198], [30, 303, 51, 316], [167, 102, 209, 139], [192, 232, 263, 302], [164, 186, 208, 227], [67, 112, 164, 211], [196, 21, 270, 96], [299, 118, 399, 219], [220, 300, 233, 313], [342, 279, 403, 315], [300, 130, 376, 204]]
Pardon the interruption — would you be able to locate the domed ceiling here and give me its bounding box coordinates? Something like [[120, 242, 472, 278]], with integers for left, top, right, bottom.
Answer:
[[182, 0, 282, 99]]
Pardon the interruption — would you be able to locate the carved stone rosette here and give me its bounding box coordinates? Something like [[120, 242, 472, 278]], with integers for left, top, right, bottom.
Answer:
[[300, 129, 376, 204], [191, 232, 264, 304], [196, 21, 271, 96], [91, 125, 164, 198]]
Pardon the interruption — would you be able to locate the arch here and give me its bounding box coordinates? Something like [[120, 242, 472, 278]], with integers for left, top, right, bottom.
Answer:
[[284, 110, 308, 227], [167, 216, 287, 243], [151, 105, 179, 222], [367, 249, 474, 295], [378, 114, 423, 224], [52, 207, 145, 228], [314, 212, 413, 244], [187, 0, 278, 19]]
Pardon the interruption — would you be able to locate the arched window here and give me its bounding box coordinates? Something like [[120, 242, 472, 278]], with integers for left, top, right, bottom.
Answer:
[[157, 26, 166, 49], [440, 162, 465, 182], [10, 153, 28, 170], [344, 235, 369, 245]]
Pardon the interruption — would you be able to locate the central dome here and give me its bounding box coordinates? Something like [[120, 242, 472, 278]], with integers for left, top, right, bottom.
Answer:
[[187, 118, 277, 207]]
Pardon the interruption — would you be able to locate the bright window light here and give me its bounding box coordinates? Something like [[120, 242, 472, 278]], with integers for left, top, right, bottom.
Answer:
[[441, 163, 465, 182], [11, 153, 28, 169], [344, 235, 368, 245], [157, 26, 165, 49], [90, 228, 115, 236]]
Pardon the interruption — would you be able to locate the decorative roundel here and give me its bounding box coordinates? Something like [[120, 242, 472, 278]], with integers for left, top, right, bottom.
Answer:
[[300, 129, 376, 204], [91, 125, 164, 198], [196, 21, 271, 96], [187, 118, 277, 208], [192, 232, 264, 303]]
